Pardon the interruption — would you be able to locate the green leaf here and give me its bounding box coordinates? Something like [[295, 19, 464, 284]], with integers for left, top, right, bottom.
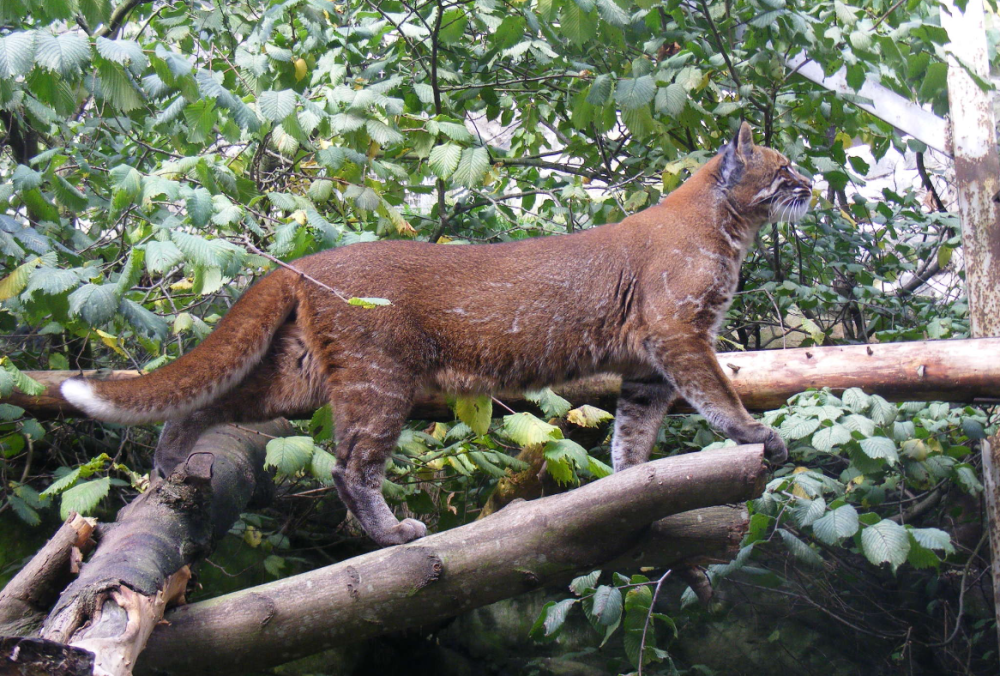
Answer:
[[525, 388, 572, 418], [560, 3, 597, 47], [542, 598, 576, 637], [60, 476, 111, 519], [859, 436, 898, 464], [570, 570, 601, 595], [779, 416, 821, 440], [615, 75, 655, 110], [259, 89, 298, 122], [811, 504, 859, 545], [265, 436, 315, 476], [95, 37, 146, 68], [595, 0, 630, 26], [908, 527, 955, 554], [778, 528, 824, 567], [811, 423, 852, 452], [452, 147, 490, 187], [868, 395, 897, 426], [591, 585, 624, 626], [428, 143, 463, 179], [656, 82, 686, 117], [120, 299, 168, 342], [145, 240, 184, 274], [453, 395, 492, 436], [34, 31, 91, 76], [23, 266, 80, 299], [186, 187, 213, 227], [310, 447, 337, 484], [95, 60, 145, 111], [502, 412, 562, 447], [438, 8, 468, 44], [366, 118, 404, 146], [68, 284, 121, 325], [586, 74, 613, 104], [861, 519, 910, 570], [841, 387, 871, 413], [792, 496, 826, 528], [0, 31, 37, 78]]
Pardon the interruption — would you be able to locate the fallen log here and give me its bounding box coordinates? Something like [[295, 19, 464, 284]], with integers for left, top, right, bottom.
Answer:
[[134, 445, 766, 676], [7, 338, 999, 420], [1, 421, 290, 676]]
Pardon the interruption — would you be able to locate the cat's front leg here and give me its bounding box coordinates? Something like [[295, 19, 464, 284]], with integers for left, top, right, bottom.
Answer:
[[644, 333, 788, 464]]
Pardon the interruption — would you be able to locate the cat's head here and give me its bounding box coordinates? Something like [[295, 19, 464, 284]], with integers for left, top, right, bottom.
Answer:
[[715, 122, 812, 224]]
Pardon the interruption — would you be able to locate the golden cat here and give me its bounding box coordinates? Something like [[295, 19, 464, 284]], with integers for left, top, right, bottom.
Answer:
[[61, 123, 811, 546]]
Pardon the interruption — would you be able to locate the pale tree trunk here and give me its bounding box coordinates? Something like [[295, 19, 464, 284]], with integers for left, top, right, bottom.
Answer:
[[134, 445, 766, 676], [941, 0, 1000, 655], [6, 338, 1000, 421]]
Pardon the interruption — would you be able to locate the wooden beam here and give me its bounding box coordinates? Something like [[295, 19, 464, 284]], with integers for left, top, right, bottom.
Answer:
[[7, 338, 1000, 421]]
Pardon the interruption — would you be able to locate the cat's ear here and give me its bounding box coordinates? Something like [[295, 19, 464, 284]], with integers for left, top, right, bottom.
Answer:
[[735, 121, 754, 161], [718, 121, 755, 186]]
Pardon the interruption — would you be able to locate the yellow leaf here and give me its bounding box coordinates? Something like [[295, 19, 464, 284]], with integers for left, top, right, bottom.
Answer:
[[170, 278, 193, 291], [0, 257, 42, 301], [429, 422, 448, 442], [95, 329, 127, 357], [791, 465, 811, 498], [291, 209, 308, 225], [567, 404, 613, 428], [294, 58, 308, 81]]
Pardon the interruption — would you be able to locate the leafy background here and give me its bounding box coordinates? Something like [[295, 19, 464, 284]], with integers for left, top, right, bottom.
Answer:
[[1, 0, 997, 674]]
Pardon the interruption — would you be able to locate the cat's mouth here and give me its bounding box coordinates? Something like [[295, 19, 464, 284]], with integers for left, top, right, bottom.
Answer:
[[769, 189, 812, 223]]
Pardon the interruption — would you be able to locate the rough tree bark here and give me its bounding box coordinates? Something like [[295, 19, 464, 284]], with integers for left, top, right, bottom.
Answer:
[[8, 338, 999, 421], [0, 421, 290, 676], [131, 445, 766, 676], [942, 0, 1000, 655]]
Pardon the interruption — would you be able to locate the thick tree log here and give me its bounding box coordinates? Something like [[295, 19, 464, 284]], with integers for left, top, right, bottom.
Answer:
[[8, 338, 1000, 421], [0, 514, 96, 637], [19, 421, 290, 676], [135, 445, 766, 676]]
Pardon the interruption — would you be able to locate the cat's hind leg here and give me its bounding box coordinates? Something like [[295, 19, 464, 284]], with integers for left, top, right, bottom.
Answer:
[[611, 378, 677, 472]]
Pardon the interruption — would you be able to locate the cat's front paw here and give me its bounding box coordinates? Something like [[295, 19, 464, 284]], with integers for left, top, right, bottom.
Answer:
[[762, 428, 787, 465], [374, 518, 428, 546]]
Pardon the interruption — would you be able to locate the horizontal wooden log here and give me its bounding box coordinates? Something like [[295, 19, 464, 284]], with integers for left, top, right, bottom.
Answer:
[[6, 338, 1000, 421], [135, 445, 766, 676]]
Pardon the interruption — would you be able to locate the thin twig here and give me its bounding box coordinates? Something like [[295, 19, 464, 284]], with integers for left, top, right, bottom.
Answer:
[[637, 569, 672, 676]]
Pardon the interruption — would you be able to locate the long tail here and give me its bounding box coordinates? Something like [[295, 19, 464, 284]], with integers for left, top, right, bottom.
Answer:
[[61, 269, 298, 424]]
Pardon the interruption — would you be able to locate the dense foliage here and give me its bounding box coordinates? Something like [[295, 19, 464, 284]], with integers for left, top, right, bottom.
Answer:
[[1, 0, 997, 673]]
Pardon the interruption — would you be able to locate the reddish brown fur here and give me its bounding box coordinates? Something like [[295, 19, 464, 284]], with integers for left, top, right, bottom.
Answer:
[[63, 123, 812, 546]]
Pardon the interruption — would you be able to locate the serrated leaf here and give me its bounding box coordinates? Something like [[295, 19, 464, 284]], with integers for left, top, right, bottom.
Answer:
[[34, 31, 91, 76], [792, 496, 826, 528], [120, 299, 168, 342], [428, 143, 462, 179], [567, 404, 613, 427], [310, 447, 337, 484], [841, 413, 875, 436], [591, 585, 624, 626], [453, 395, 492, 436], [145, 240, 184, 274], [841, 387, 871, 413], [811, 423, 852, 452], [861, 519, 910, 570], [366, 118, 404, 146], [265, 436, 315, 476], [259, 89, 297, 122], [615, 75, 655, 111], [586, 74, 613, 104], [595, 0, 630, 26], [868, 394, 897, 426], [8, 495, 41, 526], [95, 60, 144, 111], [560, 2, 597, 47], [908, 527, 954, 554], [525, 387, 573, 418], [780, 416, 821, 440], [570, 570, 601, 595], [0, 31, 37, 78], [779, 528, 824, 567], [811, 504, 859, 545], [60, 476, 111, 519], [0, 257, 43, 301], [95, 37, 146, 68], [186, 187, 213, 227], [859, 436, 898, 464], [658, 82, 687, 117], [68, 284, 121, 325], [307, 179, 334, 203], [502, 412, 562, 447], [452, 146, 490, 187], [543, 598, 576, 636]]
